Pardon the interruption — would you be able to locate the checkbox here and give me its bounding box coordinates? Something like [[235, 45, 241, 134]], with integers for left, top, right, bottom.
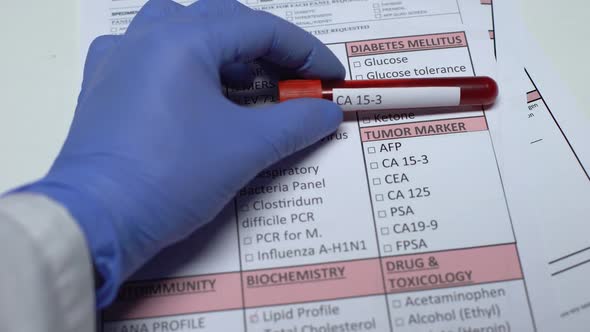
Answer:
[[375, 194, 384, 201], [286, 11, 293, 16], [110, 27, 118, 33], [378, 210, 387, 218], [372, 3, 380, 8], [362, 118, 371, 124], [380, 227, 389, 235], [372, 178, 381, 185], [353, 61, 361, 68], [245, 254, 254, 262], [355, 75, 363, 80], [384, 244, 392, 253], [240, 205, 249, 212], [374, 9, 381, 14], [249, 312, 259, 323], [370, 162, 378, 169], [244, 237, 252, 245], [392, 300, 402, 308], [375, 14, 382, 19], [395, 318, 404, 327], [287, 16, 293, 21], [367, 147, 376, 154], [246, 0, 259, 3]]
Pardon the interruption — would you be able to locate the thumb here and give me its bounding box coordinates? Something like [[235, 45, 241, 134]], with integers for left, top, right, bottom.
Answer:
[[126, 0, 183, 35], [257, 98, 343, 161], [79, 35, 121, 104]]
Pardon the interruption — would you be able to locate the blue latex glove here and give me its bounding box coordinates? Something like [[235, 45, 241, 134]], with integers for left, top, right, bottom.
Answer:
[[19, 0, 344, 308]]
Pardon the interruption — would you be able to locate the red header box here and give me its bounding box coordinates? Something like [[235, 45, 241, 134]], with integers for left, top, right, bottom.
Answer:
[[360, 116, 488, 142], [242, 259, 384, 308], [527, 90, 541, 103], [104, 272, 243, 321], [382, 244, 523, 294], [346, 32, 467, 57]]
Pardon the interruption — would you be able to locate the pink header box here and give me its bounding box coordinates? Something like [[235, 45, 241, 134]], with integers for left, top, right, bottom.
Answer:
[[360, 116, 488, 142], [527, 90, 541, 103], [480, 0, 492, 4], [104, 272, 243, 321], [382, 244, 523, 293], [242, 259, 384, 308], [346, 32, 467, 57]]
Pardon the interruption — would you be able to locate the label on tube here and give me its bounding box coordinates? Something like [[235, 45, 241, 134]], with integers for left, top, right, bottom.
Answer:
[[332, 87, 461, 111]]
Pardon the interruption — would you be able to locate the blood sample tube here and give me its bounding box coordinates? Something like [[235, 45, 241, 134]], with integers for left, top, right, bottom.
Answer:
[[278, 76, 498, 111]]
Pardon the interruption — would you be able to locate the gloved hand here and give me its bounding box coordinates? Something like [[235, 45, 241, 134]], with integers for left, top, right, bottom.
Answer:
[[19, 0, 344, 307]]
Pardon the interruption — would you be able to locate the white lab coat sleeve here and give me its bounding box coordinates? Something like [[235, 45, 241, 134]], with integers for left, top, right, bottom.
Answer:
[[0, 193, 96, 332]]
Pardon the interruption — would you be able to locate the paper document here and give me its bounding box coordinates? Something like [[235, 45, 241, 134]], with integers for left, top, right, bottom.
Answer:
[[78, 0, 588, 331], [491, 1, 590, 330]]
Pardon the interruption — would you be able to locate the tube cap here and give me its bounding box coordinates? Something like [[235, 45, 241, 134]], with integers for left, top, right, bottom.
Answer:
[[278, 80, 323, 102]]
